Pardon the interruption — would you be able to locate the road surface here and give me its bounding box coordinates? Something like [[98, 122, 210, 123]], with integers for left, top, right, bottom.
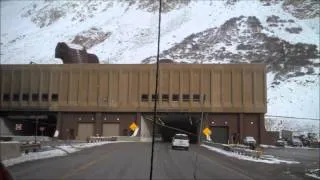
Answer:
[[263, 147, 319, 170], [8, 142, 312, 180]]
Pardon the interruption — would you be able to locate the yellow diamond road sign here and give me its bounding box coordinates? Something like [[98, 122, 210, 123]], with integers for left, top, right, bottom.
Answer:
[[203, 127, 211, 136], [129, 122, 138, 131]]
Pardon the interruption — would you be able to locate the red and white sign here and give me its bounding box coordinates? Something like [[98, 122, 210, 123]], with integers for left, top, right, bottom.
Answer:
[[15, 124, 23, 131]]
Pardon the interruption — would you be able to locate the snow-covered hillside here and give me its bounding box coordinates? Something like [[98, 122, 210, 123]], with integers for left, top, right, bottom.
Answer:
[[0, 0, 319, 130]]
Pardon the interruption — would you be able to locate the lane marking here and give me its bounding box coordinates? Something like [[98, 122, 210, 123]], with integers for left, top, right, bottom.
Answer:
[[191, 148, 254, 180], [60, 149, 116, 180]]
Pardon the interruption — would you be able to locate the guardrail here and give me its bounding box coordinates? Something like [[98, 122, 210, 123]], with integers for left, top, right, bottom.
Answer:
[[86, 136, 117, 143], [203, 141, 263, 158], [232, 147, 263, 158], [20, 142, 41, 154]]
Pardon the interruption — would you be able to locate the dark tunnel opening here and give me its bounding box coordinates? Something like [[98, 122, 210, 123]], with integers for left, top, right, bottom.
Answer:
[[4, 113, 57, 137], [158, 114, 200, 144]]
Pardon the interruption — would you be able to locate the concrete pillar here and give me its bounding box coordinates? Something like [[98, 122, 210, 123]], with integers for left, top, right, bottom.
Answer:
[[95, 112, 102, 136], [238, 113, 244, 143], [56, 112, 62, 139], [258, 113, 265, 144], [140, 115, 152, 142], [135, 112, 141, 136]]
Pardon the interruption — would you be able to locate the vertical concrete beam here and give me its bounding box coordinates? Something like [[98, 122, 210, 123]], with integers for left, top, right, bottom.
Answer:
[[56, 112, 62, 139], [97, 70, 101, 106], [87, 70, 91, 105], [19, 69, 23, 106], [95, 112, 102, 136], [138, 71, 141, 107], [68, 69, 72, 105], [189, 70, 193, 106], [169, 71, 172, 103], [49, 71, 52, 103], [39, 70, 42, 102], [149, 69, 153, 105], [108, 71, 112, 106], [58, 70, 63, 105], [10, 71, 14, 105], [238, 113, 244, 142], [136, 112, 141, 136], [258, 113, 264, 144], [158, 70, 162, 104], [179, 70, 183, 106], [128, 71, 132, 105]]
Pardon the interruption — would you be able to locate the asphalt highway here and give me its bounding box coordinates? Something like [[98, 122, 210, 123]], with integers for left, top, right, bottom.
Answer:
[[7, 142, 312, 180]]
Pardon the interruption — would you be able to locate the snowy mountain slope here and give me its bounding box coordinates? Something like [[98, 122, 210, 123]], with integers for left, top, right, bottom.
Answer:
[[1, 0, 319, 64], [0, 0, 319, 130], [267, 71, 319, 120]]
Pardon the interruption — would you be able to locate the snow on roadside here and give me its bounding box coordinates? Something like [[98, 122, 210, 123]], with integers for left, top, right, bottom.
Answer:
[[306, 169, 320, 180], [260, 144, 320, 150], [2, 141, 130, 167], [306, 173, 320, 180], [260, 144, 278, 148], [2, 149, 67, 167], [284, 146, 320, 150], [201, 144, 300, 164]]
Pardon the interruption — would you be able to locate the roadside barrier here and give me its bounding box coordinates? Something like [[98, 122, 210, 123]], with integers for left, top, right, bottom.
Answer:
[[0, 141, 20, 160], [86, 136, 117, 143], [20, 142, 41, 154], [203, 141, 263, 158]]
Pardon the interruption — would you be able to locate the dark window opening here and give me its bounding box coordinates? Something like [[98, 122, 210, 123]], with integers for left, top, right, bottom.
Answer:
[[172, 94, 179, 101], [13, 94, 19, 101], [152, 94, 158, 101], [22, 94, 29, 101], [3, 94, 10, 101], [162, 94, 169, 102], [141, 94, 148, 102], [42, 94, 49, 101], [183, 94, 190, 102], [193, 94, 200, 102], [32, 93, 39, 101], [52, 94, 58, 102]]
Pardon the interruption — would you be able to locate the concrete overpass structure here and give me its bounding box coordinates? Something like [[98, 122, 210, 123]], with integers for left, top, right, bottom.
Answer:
[[0, 64, 275, 144]]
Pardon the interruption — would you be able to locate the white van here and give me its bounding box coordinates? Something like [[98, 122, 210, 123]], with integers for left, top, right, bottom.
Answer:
[[171, 133, 190, 150]]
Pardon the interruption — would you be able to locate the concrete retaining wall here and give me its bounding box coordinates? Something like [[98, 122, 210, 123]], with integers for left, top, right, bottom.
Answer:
[[116, 136, 141, 142], [0, 141, 21, 160], [0, 117, 14, 136]]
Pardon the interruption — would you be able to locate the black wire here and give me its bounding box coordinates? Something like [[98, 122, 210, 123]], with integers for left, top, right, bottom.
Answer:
[[149, 0, 162, 179], [265, 115, 320, 121]]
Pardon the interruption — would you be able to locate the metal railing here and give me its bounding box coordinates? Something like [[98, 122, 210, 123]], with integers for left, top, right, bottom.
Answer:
[[86, 136, 117, 143], [20, 142, 41, 154]]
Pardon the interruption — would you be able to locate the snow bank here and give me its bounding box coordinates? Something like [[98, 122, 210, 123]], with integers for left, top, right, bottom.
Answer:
[[0, 141, 20, 144], [306, 169, 320, 180], [260, 144, 319, 150], [2, 149, 66, 167], [284, 146, 319, 150], [2, 141, 130, 167], [201, 144, 300, 164], [260, 144, 278, 148]]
